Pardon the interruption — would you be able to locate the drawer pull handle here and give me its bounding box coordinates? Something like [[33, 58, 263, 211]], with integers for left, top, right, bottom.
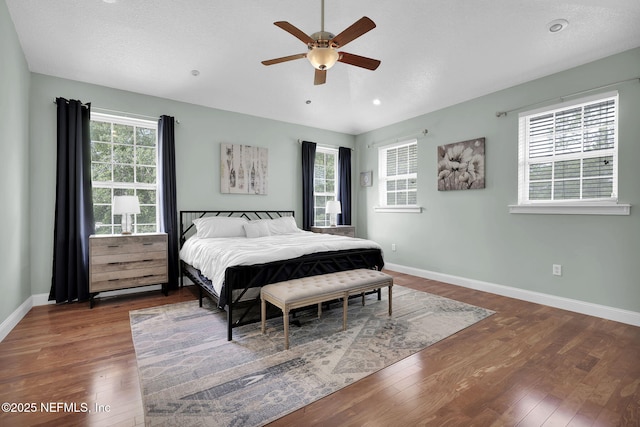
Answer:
[[107, 245, 120, 248], [143, 274, 155, 278], [108, 278, 120, 282], [143, 243, 154, 246]]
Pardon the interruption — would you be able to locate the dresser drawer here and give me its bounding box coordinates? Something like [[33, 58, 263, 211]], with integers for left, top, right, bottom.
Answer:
[[90, 235, 167, 256], [90, 272, 168, 292]]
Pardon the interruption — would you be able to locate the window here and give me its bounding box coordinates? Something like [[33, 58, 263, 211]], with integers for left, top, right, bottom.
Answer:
[[313, 147, 338, 226], [376, 139, 419, 212], [513, 91, 628, 215], [90, 113, 159, 234]]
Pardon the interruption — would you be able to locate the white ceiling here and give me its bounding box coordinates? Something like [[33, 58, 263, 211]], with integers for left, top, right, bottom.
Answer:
[[6, 0, 640, 135]]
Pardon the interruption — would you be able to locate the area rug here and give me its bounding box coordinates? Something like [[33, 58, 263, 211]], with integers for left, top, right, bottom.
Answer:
[[130, 285, 494, 426]]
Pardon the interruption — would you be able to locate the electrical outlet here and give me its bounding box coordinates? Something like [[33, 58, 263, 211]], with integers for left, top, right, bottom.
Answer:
[[553, 264, 562, 276], [391, 243, 397, 252]]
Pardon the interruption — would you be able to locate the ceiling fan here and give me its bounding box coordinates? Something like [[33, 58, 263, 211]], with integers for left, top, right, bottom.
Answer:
[[261, 0, 381, 85]]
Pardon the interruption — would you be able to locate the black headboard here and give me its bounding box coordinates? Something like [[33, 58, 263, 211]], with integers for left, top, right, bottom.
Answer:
[[179, 210, 295, 245]]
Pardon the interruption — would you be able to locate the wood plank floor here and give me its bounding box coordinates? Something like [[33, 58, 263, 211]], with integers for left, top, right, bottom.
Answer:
[[0, 271, 638, 426]]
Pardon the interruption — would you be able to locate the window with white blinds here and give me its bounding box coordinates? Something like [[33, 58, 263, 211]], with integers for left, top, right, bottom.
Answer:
[[378, 139, 418, 209], [517, 92, 619, 206]]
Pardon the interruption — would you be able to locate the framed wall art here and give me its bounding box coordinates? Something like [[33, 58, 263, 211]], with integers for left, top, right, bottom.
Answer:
[[437, 137, 485, 191], [220, 143, 268, 195], [360, 171, 373, 187]]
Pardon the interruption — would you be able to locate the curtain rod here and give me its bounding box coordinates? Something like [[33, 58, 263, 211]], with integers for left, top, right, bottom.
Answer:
[[366, 129, 428, 149], [53, 97, 90, 107], [52, 99, 180, 123], [296, 140, 353, 151], [495, 77, 640, 117]]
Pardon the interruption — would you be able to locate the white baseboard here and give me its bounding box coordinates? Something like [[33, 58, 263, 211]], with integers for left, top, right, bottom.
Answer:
[[385, 262, 640, 327], [1, 285, 166, 343], [31, 293, 55, 306], [0, 297, 34, 342]]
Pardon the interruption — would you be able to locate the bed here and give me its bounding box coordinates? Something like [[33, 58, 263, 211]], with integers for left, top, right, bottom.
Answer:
[[179, 210, 384, 340]]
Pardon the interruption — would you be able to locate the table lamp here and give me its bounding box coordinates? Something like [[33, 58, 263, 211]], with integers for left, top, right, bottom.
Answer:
[[325, 200, 342, 227], [113, 195, 140, 234]]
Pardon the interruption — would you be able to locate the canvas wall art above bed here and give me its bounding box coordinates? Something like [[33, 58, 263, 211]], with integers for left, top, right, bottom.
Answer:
[[220, 143, 268, 195], [179, 211, 385, 340]]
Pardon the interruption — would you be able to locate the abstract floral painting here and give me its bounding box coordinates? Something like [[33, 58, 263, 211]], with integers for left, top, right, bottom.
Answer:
[[220, 143, 268, 194], [437, 138, 485, 191]]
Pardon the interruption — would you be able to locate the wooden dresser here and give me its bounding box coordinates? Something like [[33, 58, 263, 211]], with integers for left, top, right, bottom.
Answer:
[[310, 225, 356, 238], [89, 233, 168, 307]]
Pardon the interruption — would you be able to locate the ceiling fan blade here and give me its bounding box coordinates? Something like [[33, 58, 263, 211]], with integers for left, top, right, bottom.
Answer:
[[338, 52, 381, 70], [331, 17, 376, 48], [274, 21, 315, 45], [314, 69, 327, 85], [261, 53, 307, 66]]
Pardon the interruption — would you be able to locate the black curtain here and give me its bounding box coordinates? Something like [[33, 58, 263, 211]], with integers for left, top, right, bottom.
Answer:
[[301, 141, 317, 230], [49, 98, 94, 303], [337, 147, 352, 225], [158, 115, 179, 290]]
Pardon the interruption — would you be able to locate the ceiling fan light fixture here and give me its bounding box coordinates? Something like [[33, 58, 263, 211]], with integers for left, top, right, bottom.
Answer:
[[307, 47, 339, 70]]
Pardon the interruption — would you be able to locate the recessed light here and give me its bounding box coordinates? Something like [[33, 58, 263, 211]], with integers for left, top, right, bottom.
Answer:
[[102, 0, 117, 3], [373, 99, 381, 106], [547, 19, 569, 33], [191, 69, 200, 76]]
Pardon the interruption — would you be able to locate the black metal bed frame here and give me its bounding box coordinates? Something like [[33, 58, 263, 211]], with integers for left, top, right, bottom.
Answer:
[[179, 210, 385, 341]]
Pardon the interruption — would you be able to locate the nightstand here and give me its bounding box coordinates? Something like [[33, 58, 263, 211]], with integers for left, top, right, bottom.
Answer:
[[89, 233, 168, 307], [310, 225, 356, 238]]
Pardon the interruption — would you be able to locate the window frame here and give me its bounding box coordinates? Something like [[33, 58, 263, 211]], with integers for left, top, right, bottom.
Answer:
[[90, 112, 161, 234], [511, 91, 630, 215], [313, 146, 339, 226], [375, 139, 421, 213]]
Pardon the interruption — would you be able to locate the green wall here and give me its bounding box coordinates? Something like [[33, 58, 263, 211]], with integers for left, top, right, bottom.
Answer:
[[0, 0, 31, 329], [28, 74, 355, 295], [355, 48, 640, 313]]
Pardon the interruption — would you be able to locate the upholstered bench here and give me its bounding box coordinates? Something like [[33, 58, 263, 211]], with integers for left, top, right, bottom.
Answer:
[[260, 268, 393, 349]]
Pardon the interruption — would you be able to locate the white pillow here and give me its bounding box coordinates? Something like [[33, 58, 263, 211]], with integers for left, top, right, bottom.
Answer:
[[244, 221, 270, 238], [264, 216, 300, 235], [192, 216, 248, 238]]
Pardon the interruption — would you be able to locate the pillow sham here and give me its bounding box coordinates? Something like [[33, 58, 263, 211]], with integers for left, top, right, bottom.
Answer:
[[264, 216, 301, 235], [244, 221, 270, 238], [192, 216, 248, 238]]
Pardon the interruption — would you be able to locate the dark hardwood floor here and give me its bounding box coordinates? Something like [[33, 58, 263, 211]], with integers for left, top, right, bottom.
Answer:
[[0, 271, 638, 426]]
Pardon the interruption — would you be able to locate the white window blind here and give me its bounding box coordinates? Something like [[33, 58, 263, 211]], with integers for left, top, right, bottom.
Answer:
[[378, 139, 418, 209], [517, 92, 618, 205]]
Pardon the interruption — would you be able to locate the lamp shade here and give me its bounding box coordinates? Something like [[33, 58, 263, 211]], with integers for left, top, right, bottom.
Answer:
[[325, 200, 342, 214], [307, 47, 339, 70], [113, 195, 141, 215]]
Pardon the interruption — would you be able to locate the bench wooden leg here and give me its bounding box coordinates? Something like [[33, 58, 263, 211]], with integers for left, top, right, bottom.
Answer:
[[342, 293, 348, 331], [261, 298, 266, 334], [283, 308, 290, 350], [388, 285, 393, 316]]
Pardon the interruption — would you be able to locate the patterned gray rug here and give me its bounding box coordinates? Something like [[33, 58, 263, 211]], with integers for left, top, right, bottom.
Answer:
[[130, 285, 494, 426]]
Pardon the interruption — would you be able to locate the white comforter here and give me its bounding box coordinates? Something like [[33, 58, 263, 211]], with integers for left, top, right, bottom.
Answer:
[[179, 231, 382, 295]]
